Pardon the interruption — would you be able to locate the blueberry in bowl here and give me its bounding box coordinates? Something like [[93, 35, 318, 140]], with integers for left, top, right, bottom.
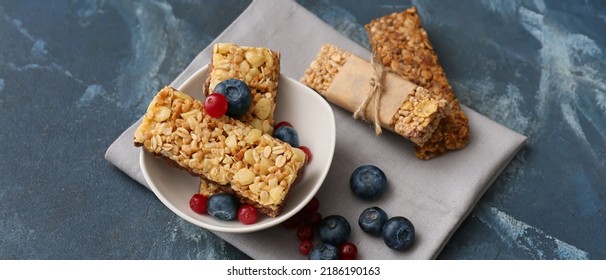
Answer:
[[213, 78, 252, 118], [206, 193, 240, 221], [350, 165, 387, 201], [272, 125, 300, 147]]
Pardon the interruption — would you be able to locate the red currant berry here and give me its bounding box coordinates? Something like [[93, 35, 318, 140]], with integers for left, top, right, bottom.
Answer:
[[274, 121, 293, 130], [237, 204, 258, 225], [299, 240, 314, 255], [189, 194, 207, 214], [298, 146, 312, 164], [303, 197, 320, 214], [338, 242, 358, 260], [305, 212, 323, 228], [297, 224, 315, 241], [282, 212, 302, 229], [204, 93, 228, 118]]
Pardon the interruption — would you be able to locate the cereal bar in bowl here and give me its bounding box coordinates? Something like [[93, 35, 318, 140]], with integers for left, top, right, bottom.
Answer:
[[134, 86, 306, 217], [204, 43, 280, 134], [200, 43, 282, 197]]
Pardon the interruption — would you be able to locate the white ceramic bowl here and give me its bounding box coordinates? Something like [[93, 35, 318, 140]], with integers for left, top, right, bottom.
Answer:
[[140, 65, 336, 233]]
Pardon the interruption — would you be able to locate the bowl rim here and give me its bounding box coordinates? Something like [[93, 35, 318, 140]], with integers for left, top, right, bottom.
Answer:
[[139, 65, 336, 233]]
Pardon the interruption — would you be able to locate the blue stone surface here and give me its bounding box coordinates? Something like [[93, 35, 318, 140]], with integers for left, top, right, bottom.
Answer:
[[1, 0, 604, 259]]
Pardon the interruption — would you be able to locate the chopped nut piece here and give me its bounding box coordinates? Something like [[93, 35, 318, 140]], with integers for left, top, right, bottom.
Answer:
[[234, 168, 255, 185], [245, 128, 262, 144], [134, 87, 305, 217], [254, 98, 272, 120], [365, 7, 470, 159], [415, 100, 438, 118], [154, 106, 171, 122]]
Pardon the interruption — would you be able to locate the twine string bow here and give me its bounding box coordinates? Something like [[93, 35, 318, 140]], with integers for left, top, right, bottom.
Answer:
[[353, 53, 384, 135]]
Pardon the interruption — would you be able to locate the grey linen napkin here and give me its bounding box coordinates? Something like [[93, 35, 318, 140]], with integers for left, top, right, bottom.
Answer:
[[105, 0, 527, 259]]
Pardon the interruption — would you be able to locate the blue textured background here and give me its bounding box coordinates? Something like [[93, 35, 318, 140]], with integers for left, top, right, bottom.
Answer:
[[1, 0, 604, 259]]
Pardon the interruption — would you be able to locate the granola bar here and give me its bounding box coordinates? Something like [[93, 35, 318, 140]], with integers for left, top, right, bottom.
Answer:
[[202, 43, 282, 197], [301, 44, 449, 147], [365, 7, 470, 160], [204, 43, 280, 134], [134, 87, 306, 217]]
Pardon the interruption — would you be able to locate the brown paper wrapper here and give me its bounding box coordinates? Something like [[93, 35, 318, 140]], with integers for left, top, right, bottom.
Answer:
[[322, 55, 417, 131]]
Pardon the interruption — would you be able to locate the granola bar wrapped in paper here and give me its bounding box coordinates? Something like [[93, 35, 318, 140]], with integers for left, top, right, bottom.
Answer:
[[365, 7, 470, 159], [301, 44, 450, 147]]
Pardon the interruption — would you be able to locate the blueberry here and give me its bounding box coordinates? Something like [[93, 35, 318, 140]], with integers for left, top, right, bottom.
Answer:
[[272, 126, 299, 147], [349, 165, 387, 201], [213, 79, 252, 118], [382, 216, 415, 251], [308, 243, 338, 260], [318, 215, 351, 246], [358, 206, 388, 236], [206, 193, 239, 221]]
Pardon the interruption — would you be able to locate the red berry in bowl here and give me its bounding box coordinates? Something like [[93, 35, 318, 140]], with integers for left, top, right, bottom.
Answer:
[[237, 204, 258, 225], [204, 93, 228, 118], [298, 146, 312, 164], [338, 242, 358, 260], [299, 240, 314, 255], [189, 194, 208, 214], [297, 224, 315, 241], [274, 121, 293, 130]]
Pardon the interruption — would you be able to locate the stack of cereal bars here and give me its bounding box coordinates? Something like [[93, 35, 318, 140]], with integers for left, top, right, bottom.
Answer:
[[301, 7, 469, 159]]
